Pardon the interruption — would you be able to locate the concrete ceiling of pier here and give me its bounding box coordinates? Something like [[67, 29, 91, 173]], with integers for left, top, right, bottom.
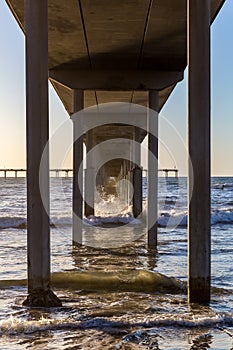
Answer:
[[7, 0, 225, 114]]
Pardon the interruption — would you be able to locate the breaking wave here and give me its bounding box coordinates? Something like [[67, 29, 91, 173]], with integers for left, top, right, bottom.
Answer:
[[1, 310, 233, 337], [0, 270, 185, 294], [1, 207, 233, 230]]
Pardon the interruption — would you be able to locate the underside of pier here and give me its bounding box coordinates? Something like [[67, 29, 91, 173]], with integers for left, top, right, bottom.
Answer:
[[5, 0, 225, 306]]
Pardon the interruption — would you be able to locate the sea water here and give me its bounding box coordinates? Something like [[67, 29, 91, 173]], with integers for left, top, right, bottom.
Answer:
[[0, 176, 233, 349]]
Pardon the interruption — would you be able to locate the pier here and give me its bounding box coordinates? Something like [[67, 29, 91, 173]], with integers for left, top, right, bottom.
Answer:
[[5, 0, 225, 306], [0, 169, 25, 179], [0, 168, 178, 178], [0, 169, 73, 178], [158, 169, 178, 178]]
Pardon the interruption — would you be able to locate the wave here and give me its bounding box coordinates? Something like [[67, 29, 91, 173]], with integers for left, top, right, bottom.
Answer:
[[211, 208, 233, 225], [83, 214, 141, 226], [0, 216, 71, 229], [0, 270, 185, 294], [0, 215, 140, 230], [1, 207, 233, 230], [0, 216, 26, 229], [158, 207, 233, 228], [212, 183, 233, 190], [1, 310, 233, 336], [1, 272, 233, 338], [52, 270, 185, 293], [158, 212, 187, 228]]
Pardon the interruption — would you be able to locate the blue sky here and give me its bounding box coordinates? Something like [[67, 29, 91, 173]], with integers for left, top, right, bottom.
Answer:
[[0, 0, 232, 175]]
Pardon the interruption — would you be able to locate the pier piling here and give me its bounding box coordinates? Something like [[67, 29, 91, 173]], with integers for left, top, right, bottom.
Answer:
[[147, 90, 159, 248], [23, 0, 61, 307], [72, 89, 84, 245], [188, 0, 211, 303]]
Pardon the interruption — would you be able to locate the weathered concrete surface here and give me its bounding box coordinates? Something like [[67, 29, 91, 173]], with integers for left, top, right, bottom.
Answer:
[[132, 166, 143, 218], [147, 90, 159, 248], [6, 0, 225, 111], [24, 0, 61, 307], [85, 128, 95, 217], [49, 70, 183, 91], [188, 0, 211, 303], [23, 288, 62, 308], [72, 89, 84, 244]]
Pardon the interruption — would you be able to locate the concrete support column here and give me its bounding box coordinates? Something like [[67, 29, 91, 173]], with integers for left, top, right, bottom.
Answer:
[[125, 158, 131, 207], [188, 0, 211, 303], [85, 167, 95, 217], [100, 166, 108, 189], [72, 89, 84, 244], [132, 127, 142, 218], [23, 0, 61, 307], [129, 169, 133, 208], [128, 142, 133, 206], [133, 127, 141, 167], [132, 167, 143, 218], [85, 129, 95, 217], [123, 159, 128, 205], [147, 90, 159, 248], [96, 169, 102, 189], [119, 162, 124, 202]]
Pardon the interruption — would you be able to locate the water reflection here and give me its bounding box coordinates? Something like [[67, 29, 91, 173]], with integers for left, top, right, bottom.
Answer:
[[71, 228, 159, 273]]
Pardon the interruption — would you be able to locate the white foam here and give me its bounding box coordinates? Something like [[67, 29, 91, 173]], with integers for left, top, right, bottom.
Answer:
[[157, 207, 233, 228], [1, 207, 233, 230], [158, 211, 187, 228], [211, 208, 233, 225], [212, 182, 233, 189], [50, 215, 72, 227], [1, 313, 233, 336], [84, 214, 141, 226]]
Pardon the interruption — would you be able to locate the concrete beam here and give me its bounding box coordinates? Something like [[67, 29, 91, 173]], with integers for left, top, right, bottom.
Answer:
[[49, 70, 183, 91], [188, 0, 211, 303], [72, 89, 84, 245], [23, 0, 61, 307]]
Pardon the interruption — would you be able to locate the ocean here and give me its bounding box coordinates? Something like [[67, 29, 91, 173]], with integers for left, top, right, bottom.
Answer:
[[0, 176, 233, 349]]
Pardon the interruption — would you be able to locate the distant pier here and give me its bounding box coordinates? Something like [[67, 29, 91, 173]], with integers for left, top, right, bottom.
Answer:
[[0, 169, 73, 178], [0, 168, 178, 178], [158, 169, 178, 178]]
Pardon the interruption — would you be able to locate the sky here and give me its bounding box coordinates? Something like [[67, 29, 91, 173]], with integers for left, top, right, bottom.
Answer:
[[0, 0, 232, 176]]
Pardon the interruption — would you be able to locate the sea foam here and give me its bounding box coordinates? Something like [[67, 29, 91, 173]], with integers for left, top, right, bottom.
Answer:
[[1, 207, 233, 230]]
